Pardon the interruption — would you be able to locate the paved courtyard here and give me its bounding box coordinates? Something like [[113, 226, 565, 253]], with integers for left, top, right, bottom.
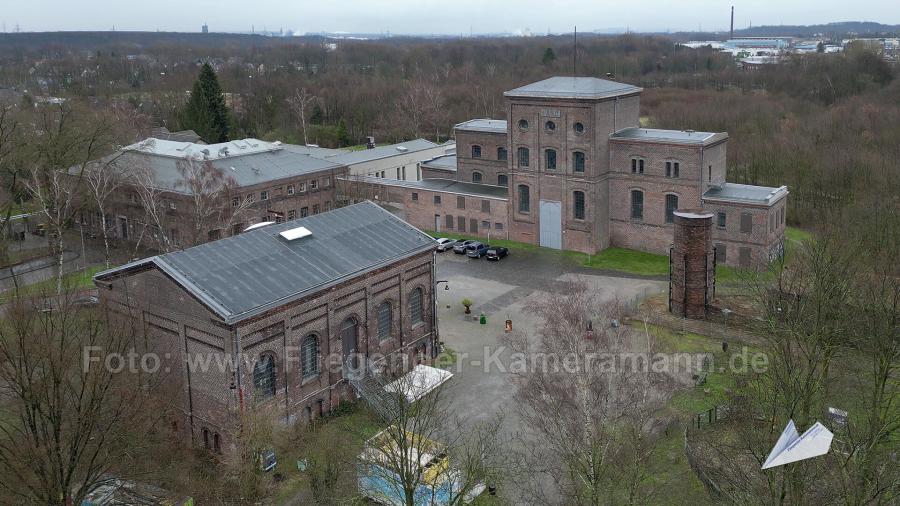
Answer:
[[433, 247, 667, 498]]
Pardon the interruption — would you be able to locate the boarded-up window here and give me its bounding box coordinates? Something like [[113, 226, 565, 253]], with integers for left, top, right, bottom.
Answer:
[[457, 196, 466, 209], [470, 219, 478, 233], [481, 200, 490, 213], [445, 215, 453, 229], [739, 247, 751, 267], [457, 216, 466, 231], [740, 213, 753, 233]]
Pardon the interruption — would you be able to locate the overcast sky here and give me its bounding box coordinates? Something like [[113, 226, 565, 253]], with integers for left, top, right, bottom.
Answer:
[[2, 0, 897, 34]]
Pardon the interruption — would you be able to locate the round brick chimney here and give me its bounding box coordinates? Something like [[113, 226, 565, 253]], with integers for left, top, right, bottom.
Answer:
[[670, 209, 715, 319]]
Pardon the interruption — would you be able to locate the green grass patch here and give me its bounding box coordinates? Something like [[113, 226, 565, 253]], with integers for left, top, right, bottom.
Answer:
[[785, 226, 812, 244], [570, 247, 670, 276]]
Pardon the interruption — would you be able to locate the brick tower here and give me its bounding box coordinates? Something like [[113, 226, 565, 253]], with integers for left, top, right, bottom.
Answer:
[[669, 209, 716, 319]]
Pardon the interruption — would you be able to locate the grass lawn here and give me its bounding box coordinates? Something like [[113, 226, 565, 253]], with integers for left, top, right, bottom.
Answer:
[[568, 247, 670, 276]]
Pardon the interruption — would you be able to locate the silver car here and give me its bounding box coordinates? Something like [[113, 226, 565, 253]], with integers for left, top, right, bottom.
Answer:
[[434, 238, 457, 252]]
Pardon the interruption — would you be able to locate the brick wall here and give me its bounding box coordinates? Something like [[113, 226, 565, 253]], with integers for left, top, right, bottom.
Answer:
[[97, 249, 435, 452], [403, 189, 509, 239], [455, 130, 508, 186], [703, 197, 787, 268]]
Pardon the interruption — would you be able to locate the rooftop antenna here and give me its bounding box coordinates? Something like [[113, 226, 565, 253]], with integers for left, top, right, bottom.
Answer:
[[573, 26, 577, 77]]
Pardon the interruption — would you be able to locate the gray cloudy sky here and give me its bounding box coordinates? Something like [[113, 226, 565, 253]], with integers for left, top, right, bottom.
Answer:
[[2, 0, 897, 34]]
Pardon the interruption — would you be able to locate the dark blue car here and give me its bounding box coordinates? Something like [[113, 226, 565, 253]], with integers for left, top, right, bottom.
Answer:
[[465, 242, 489, 258]]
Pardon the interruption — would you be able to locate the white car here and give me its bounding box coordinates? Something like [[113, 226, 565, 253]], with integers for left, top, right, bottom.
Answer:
[[434, 238, 457, 252]]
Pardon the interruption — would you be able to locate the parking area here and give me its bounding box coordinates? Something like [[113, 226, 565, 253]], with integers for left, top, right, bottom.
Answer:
[[433, 245, 667, 432]]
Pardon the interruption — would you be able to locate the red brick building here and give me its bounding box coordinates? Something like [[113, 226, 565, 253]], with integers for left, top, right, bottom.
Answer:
[[357, 76, 788, 269], [94, 201, 437, 452]]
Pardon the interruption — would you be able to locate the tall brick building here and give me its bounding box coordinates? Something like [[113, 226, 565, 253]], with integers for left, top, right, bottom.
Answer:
[[94, 202, 437, 451], [352, 76, 787, 268]]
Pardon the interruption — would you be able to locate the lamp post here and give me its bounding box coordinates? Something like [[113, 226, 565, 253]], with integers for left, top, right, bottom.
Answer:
[[722, 308, 732, 353], [433, 279, 449, 358]]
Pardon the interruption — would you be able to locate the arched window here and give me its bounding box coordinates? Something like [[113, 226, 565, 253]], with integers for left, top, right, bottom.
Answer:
[[409, 288, 424, 325], [340, 317, 358, 368], [497, 147, 507, 161], [497, 174, 508, 187], [202, 428, 210, 450], [665, 194, 679, 224], [253, 353, 276, 399], [471, 145, 482, 158], [573, 151, 585, 173], [631, 190, 644, 220], [518, 185, 530, 213], [471, 171, 483, 183], [573, 191, 586, 220], [213, 433, 221, 453], [378, 301, 392, 340], [517, 147, 529, 168], [545, 149, 557, 170], [301, 335, 319, 378]]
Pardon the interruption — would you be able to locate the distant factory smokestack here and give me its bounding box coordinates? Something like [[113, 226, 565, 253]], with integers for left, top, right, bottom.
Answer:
[[730, 6, 734, 39]]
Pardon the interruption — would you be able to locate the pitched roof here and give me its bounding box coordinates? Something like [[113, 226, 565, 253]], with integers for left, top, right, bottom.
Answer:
[[455, 119, 507, 134], [109, 138, 343, 193], [504, 76, 642, 100], [149, 127, 203, 143], [322, 139, 444, 166], [702, 183, 789, 205], [95, 201, 435, 324], [611, 127, 728, 146]]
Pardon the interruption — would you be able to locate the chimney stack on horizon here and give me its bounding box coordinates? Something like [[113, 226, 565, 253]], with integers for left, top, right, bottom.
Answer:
[[730, 6, 734, 40]]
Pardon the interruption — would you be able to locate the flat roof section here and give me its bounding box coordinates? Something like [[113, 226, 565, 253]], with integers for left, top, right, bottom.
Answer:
[[420, 154, 457, 172], [341, 176, 508, 200], [504, 76, 642, 100], [611, 127, 727, 146], [454, 119, 508, 134], [702, 183, 789, 206]]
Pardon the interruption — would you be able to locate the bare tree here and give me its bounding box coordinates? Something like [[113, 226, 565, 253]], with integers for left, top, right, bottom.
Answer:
[[503, 282, 669, 506], [131, 165, 175, 254], [0, 293, 169, 505], [353, 360, 504, 506], [288, 88, 318, 146], [83, 151, 135, 268]]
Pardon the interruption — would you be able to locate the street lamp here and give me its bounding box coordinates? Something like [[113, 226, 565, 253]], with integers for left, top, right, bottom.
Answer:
[[722, 308, 733, 353], [432, 280, 449, 358]]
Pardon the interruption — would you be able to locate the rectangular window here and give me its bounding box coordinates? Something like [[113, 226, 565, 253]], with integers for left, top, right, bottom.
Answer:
[[470, 218, 478, 233], [497, 147, 507, 161], [396, 168, 401, 179], [481, 200, 490, 213], [639, 159, 644, 174], [411, 192, 418, 201], [402, 166, 406, 179], [573, 191, 585, 220], [246, 193, 255, 204], [631, 158, 637, 173], [631, 190, 643, 220], [518, 147, 529, 167], [310, 180, 318, 191], [666, 161, 672, 177], [323, 177, 330, 188], [457, 196, 466, 210], [457, 216, 466, 232], [312, 204, 320, 215], [324, 201, 332, 211], [545, 149, 556, 170], [739, 247, 751, 267], [288, 209, 296, 220], [260, 190, 269, 201], [708, 166, 712, 182], [300, 207, 309, 217], [665, 194, 678, 224], [299, 182, 307, 193], [574, 151, 585, 173], [518, 185, 530, 213], [434, 195, 442, 205], [482, 220, 490, 230], [287, 184, 295, 195], [494, 222, 503, 230], [445, 214, 453, 229], [674, 162, 680, 178], [715, 243, 727, 263], [740, 213, 752, 234], [717, 211, 726, 229], [232, 197, 240, 207]]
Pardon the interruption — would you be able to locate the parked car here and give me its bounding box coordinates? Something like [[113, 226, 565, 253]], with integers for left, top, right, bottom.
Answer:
[[466, 242, 489, 258], [485, 247, 509, 261], [434, 238, 457, 252], [452, 240, 476, 254]]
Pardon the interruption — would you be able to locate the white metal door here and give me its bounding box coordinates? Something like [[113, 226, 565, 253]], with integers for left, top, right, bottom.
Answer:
[[539, 200, 562, 249]]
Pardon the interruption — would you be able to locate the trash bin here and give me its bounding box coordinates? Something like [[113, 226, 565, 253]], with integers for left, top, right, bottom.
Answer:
[[479, 314, 486, 325]]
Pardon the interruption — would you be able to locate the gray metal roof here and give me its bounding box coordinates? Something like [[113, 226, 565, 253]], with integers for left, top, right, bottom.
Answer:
[[611, 127, 727, 146], [280, 143, 350, 158], [342, 176, 508, 200], [95, 201, 435, 324], [504, 76, 642, 100], [420, 154, 457, 171], [109, 144, 343, 194], [149, 128, 203, 143], [702, 183, 789, 205], [455, 119, 508, 134], [322, 139, 443, 166]]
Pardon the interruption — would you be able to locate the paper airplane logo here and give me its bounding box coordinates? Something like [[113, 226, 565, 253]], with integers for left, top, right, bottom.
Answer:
[[761, 419, 834, 470]]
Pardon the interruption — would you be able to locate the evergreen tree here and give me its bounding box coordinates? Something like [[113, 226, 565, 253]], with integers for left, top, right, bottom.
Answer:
[[178, 63, 231, 143], [542, 47, 556, 65], [336, 119, 350, 147], [310, 103, 324, 125]]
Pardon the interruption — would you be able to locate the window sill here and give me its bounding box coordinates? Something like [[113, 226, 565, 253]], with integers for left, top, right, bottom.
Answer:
[[301, 374, 320, 386]]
